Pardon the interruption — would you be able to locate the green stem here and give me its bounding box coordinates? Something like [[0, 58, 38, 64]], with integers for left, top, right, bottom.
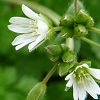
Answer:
[[53, 26, 63, 32], [46, 26, 63, 39], [4, 0, 61, 25], [42, 63, 59, 84], [74, 0, 78, 14], [90, 27, 100, 35], [80, 37, 100, 48]]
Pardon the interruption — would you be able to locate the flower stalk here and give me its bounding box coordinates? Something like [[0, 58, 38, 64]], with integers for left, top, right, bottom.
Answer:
[[42, 63, 60, 84], [80, 37, 100, 48], [53, 26, 63, 32], [74, 0, 78, 14], [90, 27, 100, 35]]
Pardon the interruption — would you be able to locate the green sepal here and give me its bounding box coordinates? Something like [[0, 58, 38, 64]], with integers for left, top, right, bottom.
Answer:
[[27, 82, 46, 100], [58, 61, 76, 76], [60, 14, 74, 27], [67, 1, 84, 15], [39, 13, 52, 29], [45, 44, 62, 55], [76, 9, 94, 27], [79, 60, 91, 67], [50, 54, 61, 62], [61, 44, 69, 53], [62, 51, 77, 63], [40, 14, 54, 40], [74, 24, 88, 37], [61, 27, 74, 38], [46, 28, 55, 39]]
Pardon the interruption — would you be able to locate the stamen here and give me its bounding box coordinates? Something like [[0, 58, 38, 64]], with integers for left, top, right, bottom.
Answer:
[[31, 32, 40, 36]]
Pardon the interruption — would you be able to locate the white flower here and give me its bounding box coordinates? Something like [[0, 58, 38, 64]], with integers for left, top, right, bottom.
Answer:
[[65, 64, 100, 100], [8, 4, 51, 52]]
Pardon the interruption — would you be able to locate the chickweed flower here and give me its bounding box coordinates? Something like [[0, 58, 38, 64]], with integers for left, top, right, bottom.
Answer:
[[8, 4, 52, 52], [65, 64, 100, 100]]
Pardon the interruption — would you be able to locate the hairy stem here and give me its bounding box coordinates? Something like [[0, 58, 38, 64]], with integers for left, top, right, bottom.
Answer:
[[74, 0, 78, 14], [42, 63, 60, 84], [80, 37, 100, 48], [90, 27, 100, 35], [53, 26, 63, 32]]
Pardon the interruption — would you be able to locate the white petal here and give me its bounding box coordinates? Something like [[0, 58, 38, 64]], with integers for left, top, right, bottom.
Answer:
[[12, 34, 36, 45], [73, 78, 79, 100], [15, 37, 35, 50], [83, 76, 98, 99], [66, 76, 73, 88], [9, 17, 34, 25], [37, 20, 48, 35], [87, 68, 100, 80], [65, 72, 73, 80], [78, 84, 87, 100], [28, 34, 45, 51], [8, 24, 35, 33], [28, 41, 35, 51], [22, 4, 41, 20], [89, 76, 100, 94]]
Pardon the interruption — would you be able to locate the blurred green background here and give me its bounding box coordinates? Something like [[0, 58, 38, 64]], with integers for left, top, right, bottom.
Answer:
[[0, 0, 100, 100]]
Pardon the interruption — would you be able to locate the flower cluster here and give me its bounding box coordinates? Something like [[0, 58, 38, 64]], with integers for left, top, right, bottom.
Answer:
[[8, 1, 100, 100]]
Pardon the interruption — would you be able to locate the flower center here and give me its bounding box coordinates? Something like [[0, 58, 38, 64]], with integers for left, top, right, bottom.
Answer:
[[29, 20, 40, 36], [74, 67, 89, 84]]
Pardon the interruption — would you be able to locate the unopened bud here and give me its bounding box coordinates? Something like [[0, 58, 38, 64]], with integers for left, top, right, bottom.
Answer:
[[61, 44, 69, 52], [61, 28, 74, 38], [27, 82, 46, 100], [60, 14, 74, 26], [74, 24, 88, 37], [62, 51, 77, 63], [76, 9, 94, 27], [50, 54, 61, 62], [58, 61, 76, 76], [45, 45, 62, 55]]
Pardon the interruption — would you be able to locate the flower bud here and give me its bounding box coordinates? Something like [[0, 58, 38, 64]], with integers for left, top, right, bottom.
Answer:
[[62, 51, 77, 63], [60, 14, 74, 26], [74, 24, 88, 37], [45, 44, 62, 55], [76, 9, 94, 27], [61, 28, 74, 38], [61, 44, 69, 52], [66, 38, 74, 51], [50, 54, 61, 62], [58, 61, 76, 76], [27, 82, 46, 100]]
